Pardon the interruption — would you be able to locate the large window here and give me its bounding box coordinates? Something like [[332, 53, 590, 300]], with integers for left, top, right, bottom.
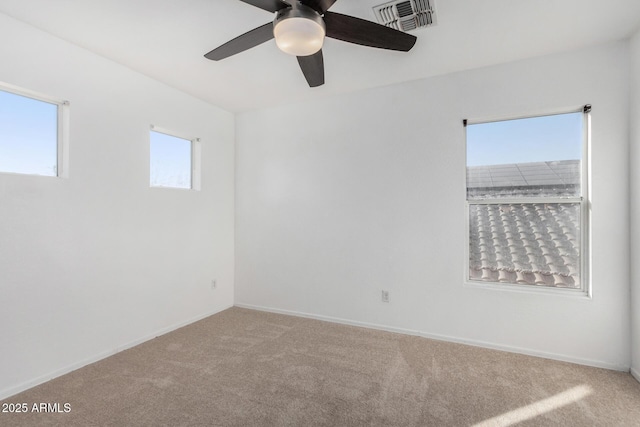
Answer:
[[150, 127, 199, 190], [465, 107, 589, 293], [0, 84, 66, 177]]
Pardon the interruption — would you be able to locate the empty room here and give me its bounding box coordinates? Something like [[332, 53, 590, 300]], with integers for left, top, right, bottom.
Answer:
[[1, 0, 640, 425]]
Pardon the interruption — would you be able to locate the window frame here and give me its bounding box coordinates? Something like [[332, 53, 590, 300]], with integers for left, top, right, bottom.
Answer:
[[463, 106, 591, 297], [0, 81, 69, 178], [149, 125, 201, 191]]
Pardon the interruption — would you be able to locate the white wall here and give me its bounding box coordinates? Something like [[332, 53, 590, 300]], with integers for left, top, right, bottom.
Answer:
[[236, 41, 631, 370], [630, 30, 640, 381], [0, 14, 235, 399]]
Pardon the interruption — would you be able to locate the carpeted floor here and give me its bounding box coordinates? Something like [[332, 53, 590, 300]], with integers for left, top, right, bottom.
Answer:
[[2, 307, 639, 426]]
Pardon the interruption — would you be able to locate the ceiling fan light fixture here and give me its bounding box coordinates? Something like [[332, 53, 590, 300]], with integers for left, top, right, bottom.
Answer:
[[273, 5, 326, 57]]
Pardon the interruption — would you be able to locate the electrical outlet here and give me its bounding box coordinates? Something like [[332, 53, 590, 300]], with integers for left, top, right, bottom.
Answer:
[[211, 279, 217, 290], [381, 290, 389, 303]]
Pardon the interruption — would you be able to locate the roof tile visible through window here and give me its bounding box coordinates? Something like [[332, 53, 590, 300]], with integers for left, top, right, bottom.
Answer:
[[468, 202, 581, 288]]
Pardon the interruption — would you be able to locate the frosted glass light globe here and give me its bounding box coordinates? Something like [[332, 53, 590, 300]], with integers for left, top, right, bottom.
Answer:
[[274, 16, 325, 56]]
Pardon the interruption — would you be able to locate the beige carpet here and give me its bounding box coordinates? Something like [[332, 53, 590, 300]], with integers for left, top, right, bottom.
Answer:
[[2, 307, 639, 426]]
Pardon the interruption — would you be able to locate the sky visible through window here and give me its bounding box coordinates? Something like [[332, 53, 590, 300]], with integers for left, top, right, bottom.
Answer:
[[466, 112, 583, 166], [0, 89, 58, 176], [150, 130, 192, 189]]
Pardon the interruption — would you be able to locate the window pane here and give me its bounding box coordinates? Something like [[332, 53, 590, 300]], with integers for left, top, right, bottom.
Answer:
[[467, 113, 582, 199], [468, 202, 581, 288], [0, 89, 58, 176], [150, 130, 192, 189]]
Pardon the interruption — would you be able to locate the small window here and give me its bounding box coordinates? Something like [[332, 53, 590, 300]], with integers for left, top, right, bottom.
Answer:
[[150, 127, 199, 190], [0, 85, 65, 177], [465, 108, 589, 293]]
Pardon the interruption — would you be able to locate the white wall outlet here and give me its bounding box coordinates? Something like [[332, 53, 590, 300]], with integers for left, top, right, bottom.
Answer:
[[211, 279, 217, 290], [381, 290, 389, 303]]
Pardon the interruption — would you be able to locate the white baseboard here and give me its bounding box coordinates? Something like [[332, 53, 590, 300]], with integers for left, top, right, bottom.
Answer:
[[0, 304, 233, 401], [235, 303, 629, 372], [632, 367, 640, 383]]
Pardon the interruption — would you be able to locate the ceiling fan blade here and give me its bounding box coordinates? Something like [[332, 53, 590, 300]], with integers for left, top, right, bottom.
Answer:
[[239, 0, 290, 13], [301, 0, 337, 14], [204, 22, 274, 61], [297, 50, 325, 87], [324, 11, 417, 52]]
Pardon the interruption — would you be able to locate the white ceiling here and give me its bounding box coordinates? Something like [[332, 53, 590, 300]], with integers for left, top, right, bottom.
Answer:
[[0, 0, 639, 113]]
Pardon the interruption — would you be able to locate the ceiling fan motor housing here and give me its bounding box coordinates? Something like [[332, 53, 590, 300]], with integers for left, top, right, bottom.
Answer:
[[273, 2, 326, 56]]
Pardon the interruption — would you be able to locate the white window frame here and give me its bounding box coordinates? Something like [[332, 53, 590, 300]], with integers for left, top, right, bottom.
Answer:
[[463, 106, 591, 297], [149, 125, 201, 191], [0, 81, 69, 178]]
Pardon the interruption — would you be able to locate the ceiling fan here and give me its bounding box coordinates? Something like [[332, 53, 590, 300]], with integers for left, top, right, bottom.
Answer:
[[204, 0, 417, 87]]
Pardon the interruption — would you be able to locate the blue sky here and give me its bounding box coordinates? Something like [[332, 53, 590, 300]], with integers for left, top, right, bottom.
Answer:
[[0, 89, 58, 176], [149, 130, 192, 189], [466, 112, 583, 166]]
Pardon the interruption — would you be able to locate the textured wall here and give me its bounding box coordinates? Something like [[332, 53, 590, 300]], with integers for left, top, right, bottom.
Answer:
[[0, 13, 235, 398], [236, 41, 631, 370]]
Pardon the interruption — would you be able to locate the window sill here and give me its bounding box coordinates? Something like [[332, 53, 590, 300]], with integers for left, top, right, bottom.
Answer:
[[463, 280, 591, 299]]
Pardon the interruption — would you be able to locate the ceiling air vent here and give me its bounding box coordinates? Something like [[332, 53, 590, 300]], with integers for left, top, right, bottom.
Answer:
[[373, 0, 436, 32]]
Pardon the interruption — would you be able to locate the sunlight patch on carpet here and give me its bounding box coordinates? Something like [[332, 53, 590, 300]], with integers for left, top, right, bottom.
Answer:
[[473, 385, 593, 427]]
